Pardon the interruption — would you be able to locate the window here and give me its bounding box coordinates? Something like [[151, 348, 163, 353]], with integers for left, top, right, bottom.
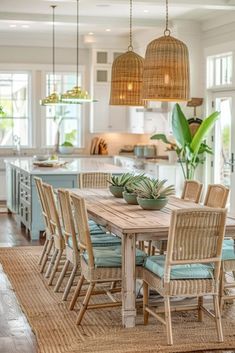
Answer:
[[207, 53, 233, 88], [45, 72, 83, 147], [0, 72, 30, 146]]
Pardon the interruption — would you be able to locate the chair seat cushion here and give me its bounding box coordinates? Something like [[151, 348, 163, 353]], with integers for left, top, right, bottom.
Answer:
[[88, 220, 106, 235], [68, 233, 121, 249], [144, 255, 214, 280], [83, 246, 146, 267], [222, 238, 235, 261]]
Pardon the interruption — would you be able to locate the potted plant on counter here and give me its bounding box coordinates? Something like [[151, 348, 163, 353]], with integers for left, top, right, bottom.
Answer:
[[123, 174, 145, 205], [108, 173, 133, 198], [134, 178, 175, 210], [151, 103, 220, 180], [59, 129, 76, 155]]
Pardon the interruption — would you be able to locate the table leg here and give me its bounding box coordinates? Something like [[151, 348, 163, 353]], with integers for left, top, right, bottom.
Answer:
[[122, 233, 136, 328]]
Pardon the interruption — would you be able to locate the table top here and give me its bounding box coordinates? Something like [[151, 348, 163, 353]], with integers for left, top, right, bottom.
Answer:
[[71, 189, 235, 236]]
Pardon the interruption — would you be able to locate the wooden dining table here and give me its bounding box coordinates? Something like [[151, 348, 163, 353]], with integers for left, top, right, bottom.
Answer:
[[71, 188, 235, 328]]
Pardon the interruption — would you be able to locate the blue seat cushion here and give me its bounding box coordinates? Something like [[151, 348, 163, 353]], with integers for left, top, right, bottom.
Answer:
[[83, 246, 146, 267], [144, 255, 214, 280], [88, 220, 106, 235], [68, 233, 121, 249], [222, 238, 235, 261]]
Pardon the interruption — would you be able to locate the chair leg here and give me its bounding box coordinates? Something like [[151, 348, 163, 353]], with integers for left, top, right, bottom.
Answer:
[[45, 247, 58, 278], [62, 264, 78, 301], [69, 275, 85, 310], [164, 296, 173, 346], [213, 294, 224, 343], [48, 249, 63, 286], [54, 259, 70, 293], [219, 269, 225, 312], [76, 282, 95, 325], [40, 239, 53, 274], [198, 296, 203, 322], [38, 238, 48, 266], [143, 281, 149, 325]]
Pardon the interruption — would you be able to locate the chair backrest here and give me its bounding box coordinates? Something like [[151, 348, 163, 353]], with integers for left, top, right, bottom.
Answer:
[[79, 172, 111, 189], [181, 180, 203, 203], [57, 189, 79, 253], [70, 193, 95, 268], [204, 184, 229, 208], [42, 182, 63, 239], [34, 177, 53, 233], [165, 207, 227, 282]]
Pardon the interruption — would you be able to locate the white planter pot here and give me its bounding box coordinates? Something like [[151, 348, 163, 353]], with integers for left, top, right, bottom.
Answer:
[[58, 146, 74, 155]]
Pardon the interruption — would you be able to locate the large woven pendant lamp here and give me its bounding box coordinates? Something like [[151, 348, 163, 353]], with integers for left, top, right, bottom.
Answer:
[[40, 6, 64, 106], [61, 0, 95, 103], [109, 0, 144, 106], [142, 0, 190, 102]]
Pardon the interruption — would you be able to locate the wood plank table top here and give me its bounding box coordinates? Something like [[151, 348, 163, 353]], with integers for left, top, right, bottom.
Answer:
[[71, 189, 235, 237]]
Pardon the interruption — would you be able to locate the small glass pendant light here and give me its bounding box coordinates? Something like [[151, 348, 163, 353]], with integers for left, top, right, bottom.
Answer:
[[109, 0, 144, 106], [142, 0, 190, 102], [61, 0, 95, 104], [40, 6, 65, 106]]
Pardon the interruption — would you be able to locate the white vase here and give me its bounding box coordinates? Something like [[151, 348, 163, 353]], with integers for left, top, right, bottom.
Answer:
[[167, 151, 178, 163]]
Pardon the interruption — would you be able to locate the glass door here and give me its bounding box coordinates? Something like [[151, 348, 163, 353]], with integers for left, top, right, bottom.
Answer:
[[212, 91, 235, 214]]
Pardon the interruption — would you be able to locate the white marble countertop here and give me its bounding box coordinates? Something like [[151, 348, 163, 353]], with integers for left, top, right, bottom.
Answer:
[[5, 157, 129, 175]]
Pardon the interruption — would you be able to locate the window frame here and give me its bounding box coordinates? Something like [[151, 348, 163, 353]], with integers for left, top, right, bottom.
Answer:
[[0, 70, 32, 148], [207, 52, 233, 89]]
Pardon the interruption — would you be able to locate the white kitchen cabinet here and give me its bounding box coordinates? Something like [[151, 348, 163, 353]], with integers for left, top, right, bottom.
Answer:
[[90, 83, 127, 133], [127, 107, 168, 134], [127, 107, 144, 134], [0, 170, 6, 200]]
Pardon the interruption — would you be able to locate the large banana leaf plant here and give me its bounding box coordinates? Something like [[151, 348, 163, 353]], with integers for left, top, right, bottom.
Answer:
[[151, 103, 220, 180]]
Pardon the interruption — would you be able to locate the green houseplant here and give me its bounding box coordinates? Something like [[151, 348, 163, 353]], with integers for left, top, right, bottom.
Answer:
[[123, 174, 146, 205], [134, 178, 175, 210], [151, 103, 220, 180], [108, 173, 133, 198], [59, 129, 77, 154]]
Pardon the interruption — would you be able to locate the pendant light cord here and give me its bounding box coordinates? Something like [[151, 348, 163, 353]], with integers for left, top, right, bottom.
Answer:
[[164, 0, 171, 36], [76, 0, 79, 87], [128, 0, 133, 51]]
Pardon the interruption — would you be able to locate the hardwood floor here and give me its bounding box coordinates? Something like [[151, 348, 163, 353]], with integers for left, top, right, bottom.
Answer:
[[0, 214, 40, 353], [0, 213, 234, 353]]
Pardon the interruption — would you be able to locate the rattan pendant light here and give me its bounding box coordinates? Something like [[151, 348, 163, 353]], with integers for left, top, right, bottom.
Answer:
[[61, 0, 95, 103], [142, 0, 190, 102], [109, 0, 144, 106], [40, 6, 64, 106]]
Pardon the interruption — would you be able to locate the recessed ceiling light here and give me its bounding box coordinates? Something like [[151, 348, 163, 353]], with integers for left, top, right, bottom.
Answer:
[[88, 32, 94, 35], [105, 28, 111, 32], [144, 9, 149, 13], [9, 24, 17, 28], [21, 24, 29, 28]]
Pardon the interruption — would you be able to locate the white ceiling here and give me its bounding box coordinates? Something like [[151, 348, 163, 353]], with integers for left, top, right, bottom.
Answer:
[[0, 0, 235, 40]]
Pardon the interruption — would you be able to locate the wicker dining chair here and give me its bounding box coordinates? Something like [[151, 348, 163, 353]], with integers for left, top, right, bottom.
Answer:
[[34, 177, 55, 274], [54, 189, 80, 300], [204, 184, 229, 208], [181, 179, 203, 203], [143, 208, 227, 345], [42, 182, 65, 286], [68, 192, 146, 325], [78, 172, 111, 189]]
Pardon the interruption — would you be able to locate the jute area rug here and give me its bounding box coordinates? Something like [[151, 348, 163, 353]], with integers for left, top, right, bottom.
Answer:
[[0, 246, 235, 353]]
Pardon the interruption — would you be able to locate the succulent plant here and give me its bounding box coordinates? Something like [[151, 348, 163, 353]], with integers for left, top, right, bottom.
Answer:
[[134, 178, 175, 200], [108, 173, 133, 187], [124, 174, 146, 194]]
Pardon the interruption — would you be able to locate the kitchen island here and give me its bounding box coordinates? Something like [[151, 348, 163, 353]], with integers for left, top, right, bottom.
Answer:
[[5, 158, 128, 240]]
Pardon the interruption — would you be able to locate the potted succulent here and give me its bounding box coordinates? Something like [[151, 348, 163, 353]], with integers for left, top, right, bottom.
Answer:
[[134, 178, 175, 210], [108, 173, 133, 198], [123, 174, 146, 205]]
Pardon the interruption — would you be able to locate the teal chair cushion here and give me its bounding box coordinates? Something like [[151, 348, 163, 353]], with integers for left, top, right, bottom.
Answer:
[[83, 246, 146, 268], [88, 220, 106, 235], [144, 255, 214, 280], [68, 233, 121, 249], [91, 233, 121, 246], [222, 238, 235, 260]]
